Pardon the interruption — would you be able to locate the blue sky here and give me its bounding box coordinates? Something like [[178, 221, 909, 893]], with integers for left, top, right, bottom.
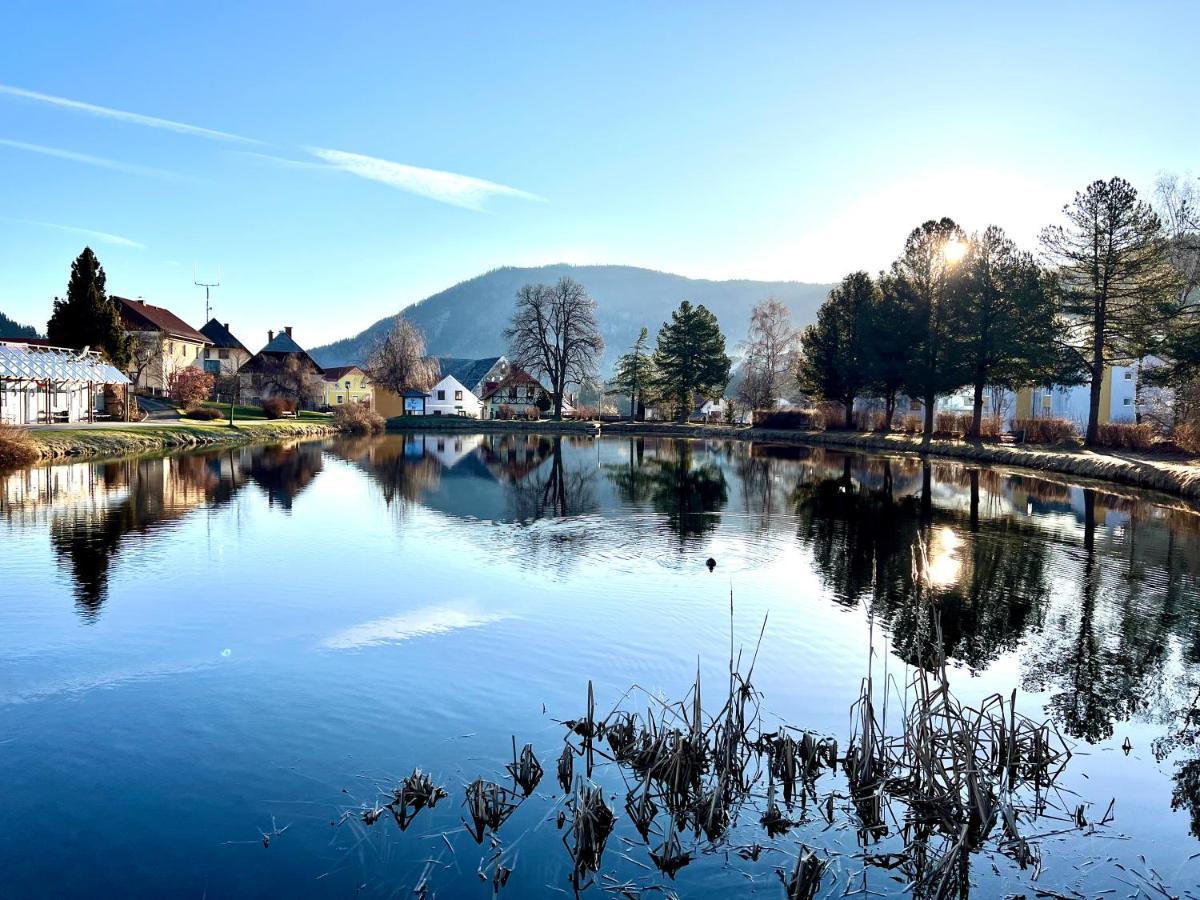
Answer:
[[2, 1, 1196, 350]]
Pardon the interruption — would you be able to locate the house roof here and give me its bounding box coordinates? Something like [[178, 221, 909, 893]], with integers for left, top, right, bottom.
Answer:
[[400, 388, 429, 398], [435, 356, 502, 391], [240, 329, 324, 375], [116, 297, 209, 344], [199, 319, 248, 353], [322, 365, 365, 382], [479, 366, 544, 400]]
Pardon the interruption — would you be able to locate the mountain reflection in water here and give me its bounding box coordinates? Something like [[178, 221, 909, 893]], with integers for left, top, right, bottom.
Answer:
[[2, 432, 1200, 895]]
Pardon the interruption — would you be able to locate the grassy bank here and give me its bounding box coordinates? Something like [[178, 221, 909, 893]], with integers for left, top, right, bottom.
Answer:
[[30, 419, 338, 463], [389, 415, 1200, 502]]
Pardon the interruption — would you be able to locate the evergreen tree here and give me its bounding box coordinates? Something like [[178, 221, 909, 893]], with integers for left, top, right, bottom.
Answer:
[[653, 301, 731, 422], [46, 248, 134, 367], [607, 326, 654, 420], [958, 226, 1062, 437], [0, 311, 40, 339], [1040, 178, 1179, 445], [892, 218, 971, 442], [863, 274, 914, 429], [795, 271, 880, 428]]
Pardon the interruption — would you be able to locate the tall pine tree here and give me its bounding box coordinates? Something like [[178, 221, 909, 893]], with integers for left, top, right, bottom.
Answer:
[[653, 301, 731, 422], [1041, 178, 1178, 445], [607, 326, 654, 420], [46, 248, 134, 367]]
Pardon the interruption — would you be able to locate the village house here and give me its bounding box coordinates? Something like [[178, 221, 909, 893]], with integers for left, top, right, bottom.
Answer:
[[321, 365, 374, 409], [117, 297, 211, 395], [238, 327, 325, 409], [0, 338, 131, 425], [480, 366, 555, 419], [198, 319, 252, 376], [374, 356, 509, 418]]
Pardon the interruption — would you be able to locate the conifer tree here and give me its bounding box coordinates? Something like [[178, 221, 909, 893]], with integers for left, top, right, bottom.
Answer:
[[607, 326, 654, 420], [653, 301, 731, 422], [46, 248, 134, 367]]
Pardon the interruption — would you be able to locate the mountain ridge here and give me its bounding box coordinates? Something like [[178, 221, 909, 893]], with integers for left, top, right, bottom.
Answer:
[[310, 264, 832, 374]]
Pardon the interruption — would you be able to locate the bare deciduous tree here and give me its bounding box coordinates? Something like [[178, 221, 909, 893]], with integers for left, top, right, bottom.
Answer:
[[738, 298, 797, 410], [368, 317, 440, 395], [250, 355, 323, 409], [504, 277, 604, 420], [129, 332, 164, 389]]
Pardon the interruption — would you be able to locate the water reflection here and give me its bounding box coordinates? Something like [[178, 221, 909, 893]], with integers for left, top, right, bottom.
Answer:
[[4, 433, 1200, 854]]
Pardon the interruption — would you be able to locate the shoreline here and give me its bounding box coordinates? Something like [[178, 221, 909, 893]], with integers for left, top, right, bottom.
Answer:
[[386, 416, 1200, 503], [29, 420, 339, 464]]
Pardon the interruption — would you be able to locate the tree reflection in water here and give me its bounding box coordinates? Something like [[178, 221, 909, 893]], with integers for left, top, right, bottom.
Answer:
[[605, 438, 728, 545]]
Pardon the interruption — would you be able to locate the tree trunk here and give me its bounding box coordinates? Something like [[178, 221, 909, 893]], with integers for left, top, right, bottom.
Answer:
[[922, 390, 936, 445], [884, 392, 896, 430], [843, 398, 855, 430], [1086, 302, 1105, 446], [970, 380, 985, 441]]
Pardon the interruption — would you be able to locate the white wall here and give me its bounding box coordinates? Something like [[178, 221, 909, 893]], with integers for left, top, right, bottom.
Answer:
[[427, 375, 481, 417]]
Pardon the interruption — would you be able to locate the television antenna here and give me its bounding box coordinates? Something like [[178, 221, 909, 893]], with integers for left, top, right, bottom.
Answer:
[[194, 264, 221, 320]]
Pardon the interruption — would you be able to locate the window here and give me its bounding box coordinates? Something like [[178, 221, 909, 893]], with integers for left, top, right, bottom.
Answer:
[[1123, 397, 1132, 406], [204, 348, 211, 359], [437, 389, 446, 400], [345, 380, 351, 389], [337, 394, 344, 403], [1041, 396, 1052, 410], [455, 390, 462, 401], [1124, 371, 1133, 380], [219, 349, 229, 360]]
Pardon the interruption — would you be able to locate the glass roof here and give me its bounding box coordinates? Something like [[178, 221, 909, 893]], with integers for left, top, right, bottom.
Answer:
[[0, 344, 130, 385]]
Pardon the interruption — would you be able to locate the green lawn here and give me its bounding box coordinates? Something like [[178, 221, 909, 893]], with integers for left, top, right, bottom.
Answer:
[[192, 401, 331, 422]]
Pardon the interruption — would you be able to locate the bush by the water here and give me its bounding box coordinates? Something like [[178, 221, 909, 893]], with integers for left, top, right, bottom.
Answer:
[[263, 397, 298, 419], [1015, 417, 1077, 444], [0, 423, 39, 470], [333, 403, 385, 434], [1095, 421, 1157, 451], [184, 406, 225, 421], [752, 408, 824, 430], [898, 414, 924, 434]]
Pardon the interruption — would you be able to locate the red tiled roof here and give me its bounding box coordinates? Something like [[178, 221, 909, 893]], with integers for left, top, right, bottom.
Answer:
[[116, 297, 210, 344], [479, 366, 544, 400]]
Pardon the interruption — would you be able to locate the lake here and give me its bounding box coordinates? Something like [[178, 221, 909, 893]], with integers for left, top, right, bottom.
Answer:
[[2, 433, 1199, 898]]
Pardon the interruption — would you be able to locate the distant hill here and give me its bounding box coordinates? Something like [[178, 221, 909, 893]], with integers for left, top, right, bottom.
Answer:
[[0, 311, 40, 340], [310, 264, 831, 374]]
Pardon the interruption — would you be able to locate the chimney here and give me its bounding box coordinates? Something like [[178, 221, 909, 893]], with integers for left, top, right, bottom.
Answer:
[[284, 326, 293, 337], [138, 299, 146, 305], [268, 330, 274, 342], [224, 323, 230, 331]]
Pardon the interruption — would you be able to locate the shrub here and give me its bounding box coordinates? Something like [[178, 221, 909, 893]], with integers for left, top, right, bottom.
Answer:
[[333, 403, 386, 434], [1174, 418, 1200, 455], [816, 401, 849, 429], [496, 404, 517, 421], [184, 406, 224, 421], [752, 408, 825, 430], [167, 368, 216, 410], [898, 414, 924, 435], [1014, 418, 1077, 444], [855, 410, 887, 432], [978, 417, 1003, 442], [569, 404, 599, 421], [0, 423, 39, 470], [1094, 422, 1157, 451], [263, 397, 297, 419]]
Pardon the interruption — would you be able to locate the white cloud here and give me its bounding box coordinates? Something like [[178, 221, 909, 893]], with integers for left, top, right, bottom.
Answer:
[[0, 137, 180, 179], [0, 83, 260, 144], [308, 147, 543, 210], [4, 217, 145, 249]]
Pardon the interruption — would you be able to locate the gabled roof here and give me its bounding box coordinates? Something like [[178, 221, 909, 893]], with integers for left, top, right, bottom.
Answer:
[[479, 366, 544, 400], [199, 319, 249, 353], [241, 329, 324, 375], [322, 365, 365, 382], [435, 356, 502, 391], [116, 297, 209, 344]]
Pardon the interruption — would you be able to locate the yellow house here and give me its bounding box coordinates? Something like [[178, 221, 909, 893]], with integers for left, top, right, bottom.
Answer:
[[321, 365, 374, 408]]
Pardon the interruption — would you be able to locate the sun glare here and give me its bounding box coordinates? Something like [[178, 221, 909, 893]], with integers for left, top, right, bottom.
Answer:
[[943, 238, 968, 264]]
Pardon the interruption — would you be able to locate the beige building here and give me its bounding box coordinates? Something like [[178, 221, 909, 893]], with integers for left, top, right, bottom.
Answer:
[[117, 297, 210, 395], [199, 319, 252, 377]]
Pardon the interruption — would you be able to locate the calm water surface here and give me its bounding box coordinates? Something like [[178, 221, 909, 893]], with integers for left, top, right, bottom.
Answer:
[[2, 433, 1199, 898]]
